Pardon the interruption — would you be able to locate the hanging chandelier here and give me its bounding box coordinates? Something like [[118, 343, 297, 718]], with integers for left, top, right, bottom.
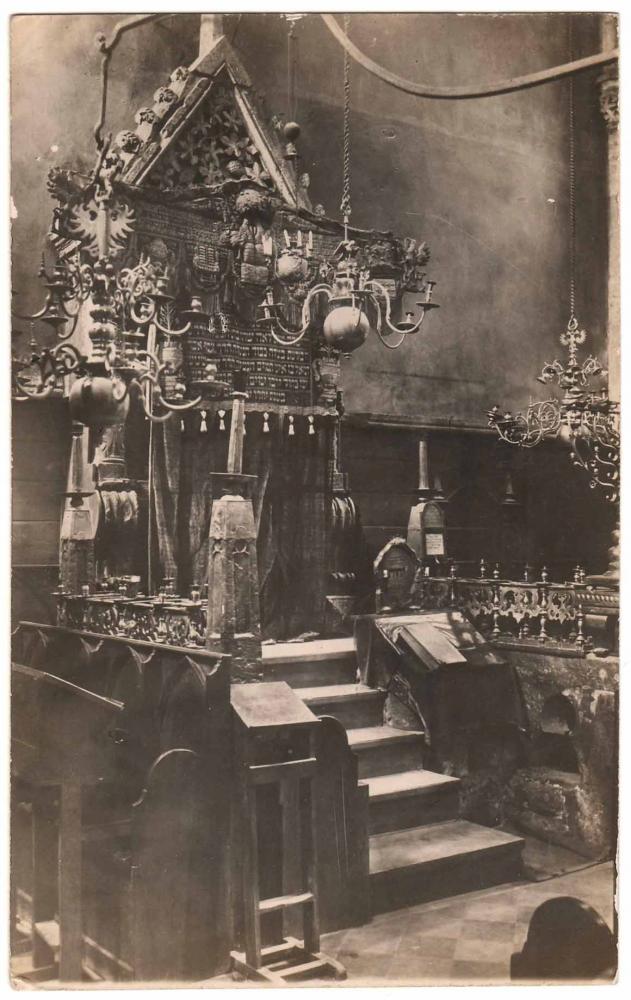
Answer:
[[487, 35, 619, 504], [257, 14, 439, 354], [487, 316, 619, 502], [13, 252, 227, 426]]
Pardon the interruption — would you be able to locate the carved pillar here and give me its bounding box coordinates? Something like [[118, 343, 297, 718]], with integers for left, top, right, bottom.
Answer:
[[205, 388, 262, 680], [93, 423, 139, 580], [93, 422, 126, 485], [598, 16, 619, 402]]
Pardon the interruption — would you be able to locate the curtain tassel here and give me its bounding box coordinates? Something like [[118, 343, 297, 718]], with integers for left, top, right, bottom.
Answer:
[[288, 415, 295, 436], [263, 411, 270, 433], [200, 410, 208, 433], [308, 414, 315, 435], [218, 409, 226, 431]]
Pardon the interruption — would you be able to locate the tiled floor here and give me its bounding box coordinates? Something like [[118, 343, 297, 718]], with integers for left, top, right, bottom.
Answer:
[[207, 858, 615, 987], [12, 859, 616, 987], [318, 860, 616, 985]]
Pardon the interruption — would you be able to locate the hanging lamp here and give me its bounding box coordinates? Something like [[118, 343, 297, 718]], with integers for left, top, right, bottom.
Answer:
[[257, 14, 439, 354], [488, 20, 619, 504]]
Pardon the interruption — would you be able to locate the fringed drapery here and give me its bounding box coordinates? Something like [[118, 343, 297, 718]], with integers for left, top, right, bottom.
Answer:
[[151, 412, 334, 639]]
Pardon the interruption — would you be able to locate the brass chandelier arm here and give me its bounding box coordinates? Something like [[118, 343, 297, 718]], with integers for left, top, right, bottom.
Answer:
[[263, 284, 333, 345], [152, 387, 203, 412], [54, 310, 81, 342], [129, 300, 157, 326], [571, 435, 619, 503], [13, 375, 56, 401], [12, 308, 80, 342], [371, 294, 407, 351], [321, 13, 618, 100], [134, 363, 202, 420], [153, 316, 191, 337], [365, 279, 426, 341]]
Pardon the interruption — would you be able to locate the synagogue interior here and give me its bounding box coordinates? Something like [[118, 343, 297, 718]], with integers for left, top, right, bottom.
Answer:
[[10, 11, 619, 986]]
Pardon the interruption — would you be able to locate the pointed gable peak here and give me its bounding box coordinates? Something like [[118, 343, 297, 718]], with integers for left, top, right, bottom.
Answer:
[[115, 31, 309, 210]]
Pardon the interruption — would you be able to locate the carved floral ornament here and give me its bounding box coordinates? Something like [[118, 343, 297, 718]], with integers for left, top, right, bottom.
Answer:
[[144, 80, 273, 193]]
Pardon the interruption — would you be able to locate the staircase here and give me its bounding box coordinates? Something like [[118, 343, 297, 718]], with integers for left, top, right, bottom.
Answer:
[[263, 637, 524, 915]]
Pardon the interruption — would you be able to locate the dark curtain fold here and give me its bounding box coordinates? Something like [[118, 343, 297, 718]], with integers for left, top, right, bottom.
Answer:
[[150, 415, 183, 585], [151, 414, 333, 639]]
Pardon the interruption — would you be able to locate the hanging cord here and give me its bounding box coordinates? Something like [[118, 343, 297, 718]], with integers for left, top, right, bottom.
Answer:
[[340, 14, 352, 238], [321, 13, 617, 101], [568, 17, 577, 325]]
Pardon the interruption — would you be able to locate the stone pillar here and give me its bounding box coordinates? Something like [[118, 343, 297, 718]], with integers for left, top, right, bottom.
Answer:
[[205, 387, 262, 680], [407, 434, 445, 561], [206, 471, 261, 680], [59, 422, 96, 594]]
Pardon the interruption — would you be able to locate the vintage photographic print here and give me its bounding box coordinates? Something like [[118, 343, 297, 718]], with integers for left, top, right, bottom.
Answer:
[[9, 8, 619, 987]]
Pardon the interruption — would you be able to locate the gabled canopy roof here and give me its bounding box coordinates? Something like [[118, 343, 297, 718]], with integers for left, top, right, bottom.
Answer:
[[112, 32, 310, 211]]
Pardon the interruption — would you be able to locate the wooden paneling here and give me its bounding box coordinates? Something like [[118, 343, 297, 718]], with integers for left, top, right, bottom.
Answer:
[[12, 398, 69, 569], [12, 522, 60, 567], [342, 423, 616, 580], [13, 490, 64, 524]]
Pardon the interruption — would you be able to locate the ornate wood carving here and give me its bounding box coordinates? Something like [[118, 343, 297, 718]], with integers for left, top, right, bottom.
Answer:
[[599, 65, 619, 133], [144, 72, 275, 195]]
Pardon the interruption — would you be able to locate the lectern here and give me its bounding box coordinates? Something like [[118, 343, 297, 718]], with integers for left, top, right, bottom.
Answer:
[[230, 681, 346, 983]]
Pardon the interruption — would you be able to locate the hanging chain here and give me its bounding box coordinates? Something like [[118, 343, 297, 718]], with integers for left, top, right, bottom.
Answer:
[[287, 18, 297, 122], [568, 15, 577, 326], [340, 13, 352, 236]]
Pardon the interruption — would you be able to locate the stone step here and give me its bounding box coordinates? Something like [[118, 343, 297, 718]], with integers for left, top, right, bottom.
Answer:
[[369, 819, 524, 914], [365, 769, 461, 834], [262, 638, 357, 688], [347, 726, 425, 779], [295, 684, 385, 728]]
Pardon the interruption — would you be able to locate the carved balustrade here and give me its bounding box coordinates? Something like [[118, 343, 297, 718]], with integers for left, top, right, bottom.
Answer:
[[56, 591, 208, 649], [410, 573, 595, 653]]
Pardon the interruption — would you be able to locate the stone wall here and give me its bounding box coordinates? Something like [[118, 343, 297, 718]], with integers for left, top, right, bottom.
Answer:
[[502, 648, 618, 858]]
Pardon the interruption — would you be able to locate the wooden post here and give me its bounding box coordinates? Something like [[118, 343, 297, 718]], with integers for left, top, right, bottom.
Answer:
[[302, 731, 320, 956], [58, 781, 83, 981], [242, 781, 261, 969], [31, 791, 58, 969], [281, 777, 302, 940], [227, 392, 246, 474]]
